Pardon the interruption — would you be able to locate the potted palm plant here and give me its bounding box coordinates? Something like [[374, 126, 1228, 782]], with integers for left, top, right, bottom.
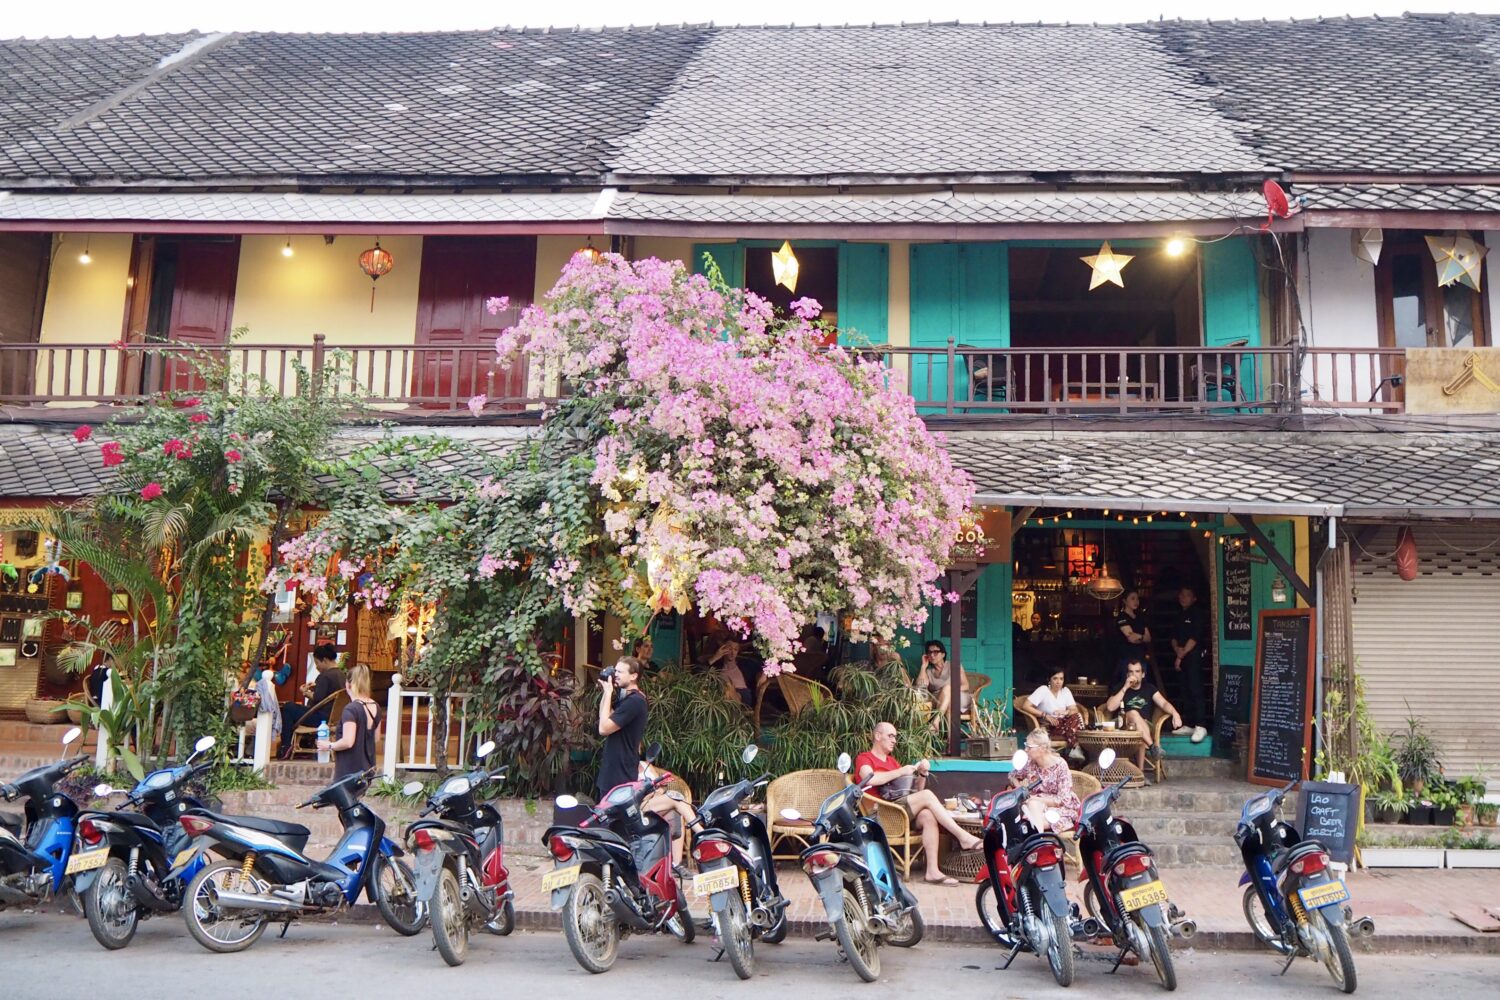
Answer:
[[1393, 713, 1444, 796], [963, 698, 1015, 760]]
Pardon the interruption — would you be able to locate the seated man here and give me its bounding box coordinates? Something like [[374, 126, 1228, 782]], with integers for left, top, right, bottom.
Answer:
[[1104, 657, 1183, 773], [855, 721, 981, 886], [278, 644, 345, 758]]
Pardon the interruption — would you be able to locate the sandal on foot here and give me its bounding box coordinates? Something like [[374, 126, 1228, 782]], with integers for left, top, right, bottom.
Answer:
[[924, 875, 960, 886]]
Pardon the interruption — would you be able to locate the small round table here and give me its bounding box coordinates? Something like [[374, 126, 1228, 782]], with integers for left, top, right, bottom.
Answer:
[[938, 812, 987, 880], [1077, 730, 1148, 788]]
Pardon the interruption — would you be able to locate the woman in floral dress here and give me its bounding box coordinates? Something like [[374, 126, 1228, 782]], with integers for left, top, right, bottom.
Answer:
[[1011, 728, 1082, 833]]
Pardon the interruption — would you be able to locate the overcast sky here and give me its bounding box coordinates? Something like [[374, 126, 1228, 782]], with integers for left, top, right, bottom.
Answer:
[[6, 0, 1500, 38]]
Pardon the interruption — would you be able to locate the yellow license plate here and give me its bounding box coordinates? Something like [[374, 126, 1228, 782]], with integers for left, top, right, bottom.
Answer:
[[1119, 879, 1169, 912], [541, 864, 581, 892], [1298, 880, 1350, 910], [692, 867, 740, 897], [172, 847, 198, 869], [66, 849, 109, 874]]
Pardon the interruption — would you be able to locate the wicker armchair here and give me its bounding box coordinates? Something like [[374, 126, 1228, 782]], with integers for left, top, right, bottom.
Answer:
[[1012, 694, 1085, 750], [753, 672, 834, 733], [766, 769, 848, 862], [959, 673, 992, 723], [861, 792, 925, 878], [288, 688, 344, 759], [1063, 770, 1103, 868], [1092, 703, 1172, 782]]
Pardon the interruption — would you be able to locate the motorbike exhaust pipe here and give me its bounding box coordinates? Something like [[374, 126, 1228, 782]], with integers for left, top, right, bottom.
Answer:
[[749, 906, 771, 928], [1172, 917, 1198, 940], [1349, 915, 1376, 939], [125, 873, 178, 913], [1078, 917, 1105, 939], [0, 883, 31, 905], [602, 888, 652, 932], [207, 887, 304, 914]]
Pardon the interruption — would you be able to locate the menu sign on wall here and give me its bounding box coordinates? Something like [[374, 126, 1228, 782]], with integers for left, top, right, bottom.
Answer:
[[1211, 664, 1250, 759], [1222, 543, 1253, 641], [1248, 609, 1315, 787]]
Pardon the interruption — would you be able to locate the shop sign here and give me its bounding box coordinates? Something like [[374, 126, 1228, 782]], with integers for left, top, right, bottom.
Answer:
[[949, 507, 1011, 566], [1405, 347, 1500, 414]]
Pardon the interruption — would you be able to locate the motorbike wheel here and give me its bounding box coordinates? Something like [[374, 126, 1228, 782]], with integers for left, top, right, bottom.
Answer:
[[762, 903, 789, 945], [562, 872, 619, 974], [1241, 885, 1278, 948], [975, 882, 1007, 941], [484, 897, 515, 936], [1316, 909, 1358, 994], [1044, 909, 1076, 987], [371, 853, 427, 936], [716, 891, 755, 980], [430, 865, 469, 967], [833, 885, 881, 983], [1141, 916, 1177, 991], [84, 857, 139, 950], [665, 885, 696, 944], [182, 859, 269, 954], [887, 886, 925, 948]]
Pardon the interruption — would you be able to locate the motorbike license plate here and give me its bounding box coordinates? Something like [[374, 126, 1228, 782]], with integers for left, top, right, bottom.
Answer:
[[1119, 879, 1169, 912], [541, 864, 581, 892], [66, 848, 109, 875], [1298, 879, 1350, 910], [172, 847, 198, 870], [692, 867, 739, 897]]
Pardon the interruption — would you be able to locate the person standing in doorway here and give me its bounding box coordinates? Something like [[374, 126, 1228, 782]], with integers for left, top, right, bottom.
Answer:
[[1110, 590, 1152, 683], [1169, 587, 1209, 743]]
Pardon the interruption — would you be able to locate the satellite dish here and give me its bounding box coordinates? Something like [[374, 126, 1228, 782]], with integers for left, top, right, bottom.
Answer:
[[1262, 180, 1292, 230]]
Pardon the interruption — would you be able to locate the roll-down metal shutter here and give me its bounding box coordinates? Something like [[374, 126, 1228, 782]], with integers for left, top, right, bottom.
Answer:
[[1352, 526, 1500, 784]]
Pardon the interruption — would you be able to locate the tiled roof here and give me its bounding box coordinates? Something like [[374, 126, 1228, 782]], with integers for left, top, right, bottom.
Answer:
[[0, 190, 603, 224], [944, 430, 1500, 518], [1297, 183, 1500, 215]]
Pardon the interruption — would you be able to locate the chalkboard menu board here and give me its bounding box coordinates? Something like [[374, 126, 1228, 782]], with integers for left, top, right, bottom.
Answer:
[[1222, 544, 1253, 641], [1296, 780, 1359, 866], [1212, 664, 1251, 759], [1248, 609, 1315, 787]]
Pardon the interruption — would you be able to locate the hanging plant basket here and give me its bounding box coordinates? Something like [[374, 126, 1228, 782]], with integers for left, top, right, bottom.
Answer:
[[25, 698, 68, 725]]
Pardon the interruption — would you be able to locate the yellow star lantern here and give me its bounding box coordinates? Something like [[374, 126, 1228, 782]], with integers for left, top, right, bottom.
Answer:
[[772, 240, 800, 293], [1425, 233, 1488, 291], [1080, 241, 1134, 290]]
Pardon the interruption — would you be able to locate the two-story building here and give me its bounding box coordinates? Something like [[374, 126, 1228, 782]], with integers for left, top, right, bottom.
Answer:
[[1, 17, 1498, 781]]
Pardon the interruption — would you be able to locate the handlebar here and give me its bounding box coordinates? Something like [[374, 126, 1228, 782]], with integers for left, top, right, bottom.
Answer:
[[62, 755, 89, 773], [1, 783, 15, 801]]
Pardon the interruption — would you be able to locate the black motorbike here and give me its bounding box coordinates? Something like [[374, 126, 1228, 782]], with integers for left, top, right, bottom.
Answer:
[[785, 752, 923, 984], [1236, 781, 1369, 994], [1076, 747, 1193, 991], [543, 742, 696, 974], [72, 735, 218, 949], [0, 726, 87, 914], [177, 769, 424, 952], [687, 744, 788, 979], [974, 749, 1075, 987], [403, 739, 513, 967]]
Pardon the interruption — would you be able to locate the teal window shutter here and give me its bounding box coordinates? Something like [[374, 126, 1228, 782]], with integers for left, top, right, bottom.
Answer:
[[908, 243, 1008, 406], [692, 243, 744, 286], [1201, 239, 1262, 348], [835, 243, 889, 345]]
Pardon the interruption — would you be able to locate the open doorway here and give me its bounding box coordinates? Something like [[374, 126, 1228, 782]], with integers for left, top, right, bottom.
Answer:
[[123, 236, 240, 395]]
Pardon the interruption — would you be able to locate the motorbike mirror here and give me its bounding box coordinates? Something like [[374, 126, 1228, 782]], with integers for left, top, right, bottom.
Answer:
[[741, 744, 759, 765], [643, 741, 662, 763], [193, 735, 217, 755], [400, 780, 424, 797], [836, 752, 852, 774], [1097, 747, 1116, 771], [475, 740, 496, 761], [93, 783, 116, 797], [1045, 808, 1062, 827], [61, 726, 82, 748], [779, 808, 803, 821], [1010, 749, 1029, 770], [555, 794, 580, 810]]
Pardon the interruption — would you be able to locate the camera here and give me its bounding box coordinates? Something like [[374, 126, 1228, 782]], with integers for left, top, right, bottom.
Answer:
[[599, 665, 615, 683]]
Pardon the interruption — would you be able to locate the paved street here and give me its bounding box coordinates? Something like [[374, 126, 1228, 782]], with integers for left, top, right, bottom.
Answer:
[[2, 910, 1494, 999]]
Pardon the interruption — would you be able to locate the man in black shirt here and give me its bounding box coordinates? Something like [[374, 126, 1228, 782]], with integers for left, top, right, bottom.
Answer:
[[1106, 658, 1182, 774], [278, 643, 346, 758], [1110, 590, 1152, 684], [1169, 587, 1209, 742], [597, 656, 649, 798]]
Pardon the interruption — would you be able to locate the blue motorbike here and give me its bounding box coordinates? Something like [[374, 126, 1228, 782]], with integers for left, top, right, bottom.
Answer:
[[1236, 781, 1367, 994], [176, 768, 423, 952], [71, 735, 218, 949], [0, 726, 87, 915]]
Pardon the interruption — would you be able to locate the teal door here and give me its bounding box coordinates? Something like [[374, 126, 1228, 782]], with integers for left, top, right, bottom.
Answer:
[[922, 562, 1012, 715], [908, 243, 1009, 409], [1201, 239, 1264, 406]]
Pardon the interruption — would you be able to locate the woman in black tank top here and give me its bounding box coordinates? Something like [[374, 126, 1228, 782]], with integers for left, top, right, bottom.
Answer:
[[318, 663, 381, 778]]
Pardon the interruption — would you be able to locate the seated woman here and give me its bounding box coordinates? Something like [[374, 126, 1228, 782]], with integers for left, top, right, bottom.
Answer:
[[1026, 667, 1083, 751], [914, 640, 970, 732], [1011, 729, 1082, 834]]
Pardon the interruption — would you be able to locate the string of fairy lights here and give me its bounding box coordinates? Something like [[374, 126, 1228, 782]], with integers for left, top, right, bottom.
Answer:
[[1020, 509, 1261, 548]]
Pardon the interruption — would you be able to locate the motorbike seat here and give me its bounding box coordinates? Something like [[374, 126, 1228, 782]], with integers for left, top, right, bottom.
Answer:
[[0, 810, 20, 835], [198, 810, 311, 841], [98, 810, 163, 832], [1273, 839, 1323, 874]]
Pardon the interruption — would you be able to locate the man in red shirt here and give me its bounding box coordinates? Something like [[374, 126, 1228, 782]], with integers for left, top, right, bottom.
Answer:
[[855, 722, 982, 885]]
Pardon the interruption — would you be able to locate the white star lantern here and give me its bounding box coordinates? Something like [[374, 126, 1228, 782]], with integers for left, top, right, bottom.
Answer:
[[1080, 242, 1134, 290], [1425, 233, 1488, 291], [772, 241, 800, 293]]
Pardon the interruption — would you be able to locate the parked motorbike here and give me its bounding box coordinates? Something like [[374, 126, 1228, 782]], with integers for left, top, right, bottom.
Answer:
[[71, 735, 218, 949], [780, 751, 923, 984], [176, 768, 424, 952], [1236, 780, 1368, 994], [543, 742, 695, 974], [688, 744, 788, 979], [1, 726, 87, 915], [401, 739, 512, 966], [973, 749, 1075, 987], [1075, 747, 1192, 991]]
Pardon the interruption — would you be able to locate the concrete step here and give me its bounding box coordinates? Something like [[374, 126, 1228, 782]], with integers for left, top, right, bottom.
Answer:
[[1115, 778, 1285, 815], [1159, 755, 1240, 779], [1126, 810, 1242, 839], [1147, 836, 1246, 868]]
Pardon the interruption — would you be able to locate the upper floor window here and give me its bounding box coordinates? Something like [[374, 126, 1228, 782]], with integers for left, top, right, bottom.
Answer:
[[744, 245, 839, 327], [1376, 232, 1489, 349]]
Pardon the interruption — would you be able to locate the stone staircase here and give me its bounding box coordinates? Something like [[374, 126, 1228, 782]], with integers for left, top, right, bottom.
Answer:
[[1110, 755, 1287, 868], [0, 718, 98, 775]]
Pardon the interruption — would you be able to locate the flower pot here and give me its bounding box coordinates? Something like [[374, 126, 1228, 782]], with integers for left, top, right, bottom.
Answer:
[[1477, 811, 1499, 828], [1361, 846, 1445, 868], [1445, 849, 1500, 869], [965, 734, 1016, 760], [1433, 807, 1457, 827], [1372, 806, 1401, 825], [1404, 805, 1435, 825]]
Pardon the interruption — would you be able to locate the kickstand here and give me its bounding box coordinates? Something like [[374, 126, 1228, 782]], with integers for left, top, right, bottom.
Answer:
[[278, 919, 292, 939], [997, 940, 1023, 970], [1277, 948, 1298, 976], [711, 945, 726, 963], [1109, 947, 1129, 974]]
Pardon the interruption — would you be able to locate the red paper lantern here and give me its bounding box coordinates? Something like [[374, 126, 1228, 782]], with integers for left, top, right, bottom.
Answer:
[[359, 241, 394, 311]]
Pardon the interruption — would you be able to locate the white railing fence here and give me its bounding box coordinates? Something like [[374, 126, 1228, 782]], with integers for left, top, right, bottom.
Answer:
[[381, 673, 473, 779]]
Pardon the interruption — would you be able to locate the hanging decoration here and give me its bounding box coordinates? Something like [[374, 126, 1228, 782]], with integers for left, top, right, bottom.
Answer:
[[576, 238, 602, 264], [1351, 227, 1383, 266], [358, 240, 395, 312], [1424, 233, 1487, 291], [1080, 241, 1133, 290], [1394, 526, 1420, 582], [1086, 529, 1124, 601], [771, 240, 800, 293]]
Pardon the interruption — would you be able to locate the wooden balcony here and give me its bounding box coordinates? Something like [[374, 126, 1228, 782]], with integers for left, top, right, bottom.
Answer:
[[0, 336, 1405, 419]]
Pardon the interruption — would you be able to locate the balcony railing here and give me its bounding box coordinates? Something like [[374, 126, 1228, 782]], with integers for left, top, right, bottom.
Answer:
[[0, 336, 1406, 417]]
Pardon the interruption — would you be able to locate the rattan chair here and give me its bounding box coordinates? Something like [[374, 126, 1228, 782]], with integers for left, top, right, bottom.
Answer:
[[1062, 770, 1102, 869], [1091, 703, 1171, 782], [766, 769, 848, 862], [287, 688, 343, 759], [860, 793, 925, 879], [1012, 694, 1085, 751]]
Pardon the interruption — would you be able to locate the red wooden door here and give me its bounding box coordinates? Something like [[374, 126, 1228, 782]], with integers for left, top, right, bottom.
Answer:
[[156, 238, 240, 394], [413, 237, 534, 408]]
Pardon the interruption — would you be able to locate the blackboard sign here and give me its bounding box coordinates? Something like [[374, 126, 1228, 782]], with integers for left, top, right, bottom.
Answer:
[[1248, 609, 1316, 787], [1222, 544, 1253, 641], [1296, 780, 1360, 867], [1212, 664, 1251, 759]]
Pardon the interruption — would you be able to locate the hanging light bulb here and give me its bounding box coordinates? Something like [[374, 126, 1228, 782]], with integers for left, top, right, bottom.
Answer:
[[576, 238, 602, 264], [1165, 236, 1189, 257], [1102, 508, 1110, 516], [1146, 515, 1154, 523], [1190, 520, 1198, 529], [282, 238, 294, 258], [1087, 529, 1124, 601], [78, 237, 92, 265]]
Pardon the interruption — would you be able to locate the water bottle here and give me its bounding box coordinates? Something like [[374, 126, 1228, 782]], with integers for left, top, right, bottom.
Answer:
[[316, 720, 330, 764]]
